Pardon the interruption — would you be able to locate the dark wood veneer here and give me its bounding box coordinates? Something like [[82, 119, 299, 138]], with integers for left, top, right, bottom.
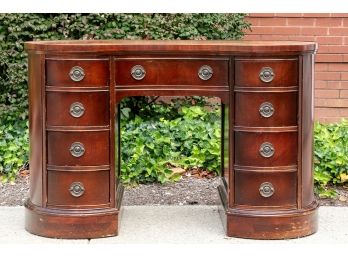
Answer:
[[46, 59, 109, 87], [234, 131, 298, 167], [235, 91, 298, 127], [46, 91, 110, 126], [47, 170, 110, 207], [235, 58, 298, 87], [25, 40, 318, 240], [47, 131, 110, 166], [234, 169, 297, 208], [115, 59, 229, 86]]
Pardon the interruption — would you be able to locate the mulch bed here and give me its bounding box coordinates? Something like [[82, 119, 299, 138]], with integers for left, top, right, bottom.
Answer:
[[1, 172, 347, 207], [319, 184, 348, 207]]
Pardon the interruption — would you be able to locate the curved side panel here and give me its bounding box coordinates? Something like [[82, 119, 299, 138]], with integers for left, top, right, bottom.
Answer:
[[28, 53, 45, 206], [25, 200, 120, 239]]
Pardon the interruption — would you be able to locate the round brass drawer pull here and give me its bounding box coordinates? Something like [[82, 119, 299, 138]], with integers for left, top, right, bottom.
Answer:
[[259, 182, 275, 198], [70, 142, 85, 158], [131, 65, 146, 80], [259, 142, 275, 158], [198, 65, 213, 80], [69, 182, 85, 197], [69, 66, 85, 82], [259, 67, 274, 83], [259, 102, 274, 118], [69, 102, 85, 118]]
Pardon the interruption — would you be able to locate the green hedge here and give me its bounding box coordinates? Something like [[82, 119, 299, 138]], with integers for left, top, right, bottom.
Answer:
[[0, 13, 250, 115], [314, 119, 348, 197], [0, 13, 250, 181], [120, 98, 221, 184]]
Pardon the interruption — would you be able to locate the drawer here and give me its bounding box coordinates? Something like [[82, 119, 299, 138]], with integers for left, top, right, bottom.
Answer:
[[46, 91, 110, 126], [235, 59, 298, 87], [115, 59, 228, 86], [47, 170, 110, 207], [235, 91, 298, 127], [234, 169, 297, 208], [234, 131, 297, 167], [47, 131, 109, 166], [46, 59, 109, 87]]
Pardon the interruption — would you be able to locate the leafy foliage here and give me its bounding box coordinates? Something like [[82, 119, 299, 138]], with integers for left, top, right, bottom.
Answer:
[[120, 99, 221, 184], [0, 13, 250, 181], [0, 13, 250, 113], [314, 119, 348, 197], [0, 114, 28, 182]]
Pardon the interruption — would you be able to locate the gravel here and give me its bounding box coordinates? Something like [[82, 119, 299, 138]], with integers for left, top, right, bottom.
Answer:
[[0, 176, 29, 206], [0, 175, 220, 206], [1, 174, 347, 207], [122, 176, 220, 206]]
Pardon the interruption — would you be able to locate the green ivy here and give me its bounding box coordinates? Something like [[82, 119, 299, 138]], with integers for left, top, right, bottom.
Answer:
[[120, 101, 221, 184], [314, 119, 348, 197], [0, 116, 28, 183]]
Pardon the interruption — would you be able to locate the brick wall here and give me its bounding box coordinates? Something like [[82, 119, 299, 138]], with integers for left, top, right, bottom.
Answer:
[[245, 13, 348, 123]]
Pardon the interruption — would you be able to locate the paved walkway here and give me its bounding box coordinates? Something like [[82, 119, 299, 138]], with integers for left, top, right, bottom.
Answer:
[[0, 206, 347, 243]]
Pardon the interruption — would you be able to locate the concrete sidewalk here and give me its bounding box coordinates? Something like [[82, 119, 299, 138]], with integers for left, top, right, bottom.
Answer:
[[0, 206, 347, 244]]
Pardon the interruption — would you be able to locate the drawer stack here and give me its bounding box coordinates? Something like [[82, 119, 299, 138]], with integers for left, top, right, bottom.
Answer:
[[45, 58, 111, 209], [233, 58, 299, 210]]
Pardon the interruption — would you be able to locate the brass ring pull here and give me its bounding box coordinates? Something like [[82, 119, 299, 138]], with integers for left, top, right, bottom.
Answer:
[[131, 65, 146, 80], [69, 182, 85, 197], [259, 182, 275, 198], [70, 142, 85, 158], [259, 67, 274, 83], [69, 66, 85, 82], [259, 102, 274, 118], [69, 102, 85, 118], [198, 65, 213, 80], [259, 142, 275, 158]]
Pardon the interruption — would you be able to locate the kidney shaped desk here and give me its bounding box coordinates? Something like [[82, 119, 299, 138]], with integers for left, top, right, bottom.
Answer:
[[24, 40, 318, 239]]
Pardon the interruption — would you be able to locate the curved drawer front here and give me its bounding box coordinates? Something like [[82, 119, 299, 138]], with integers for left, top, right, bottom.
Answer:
[[234, 131, 298, 167], [234, 169, 297, 208], [47, 170, 110, 208], [47, 131, 109, 166], [115, 59, 228, 86], [235, 91, 298, 127], [46, 59, 109, 87], [235, 59, 298, 87], [46, 91, 109, 126]]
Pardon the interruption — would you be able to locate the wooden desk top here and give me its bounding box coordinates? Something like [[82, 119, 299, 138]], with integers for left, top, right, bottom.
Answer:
[[25, 40, 317, 54]]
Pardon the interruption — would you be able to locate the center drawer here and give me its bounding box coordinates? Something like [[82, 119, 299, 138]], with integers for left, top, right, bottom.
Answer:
[[115, 59, 228, 86], [47, 131, 110, 166]]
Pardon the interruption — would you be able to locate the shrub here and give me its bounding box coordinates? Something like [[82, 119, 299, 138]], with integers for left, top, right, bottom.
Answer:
[[0, 13, 250, 114], [314, 119, 348, 197], [120, 99, 221, 184], [0, 114, 28, 182]]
